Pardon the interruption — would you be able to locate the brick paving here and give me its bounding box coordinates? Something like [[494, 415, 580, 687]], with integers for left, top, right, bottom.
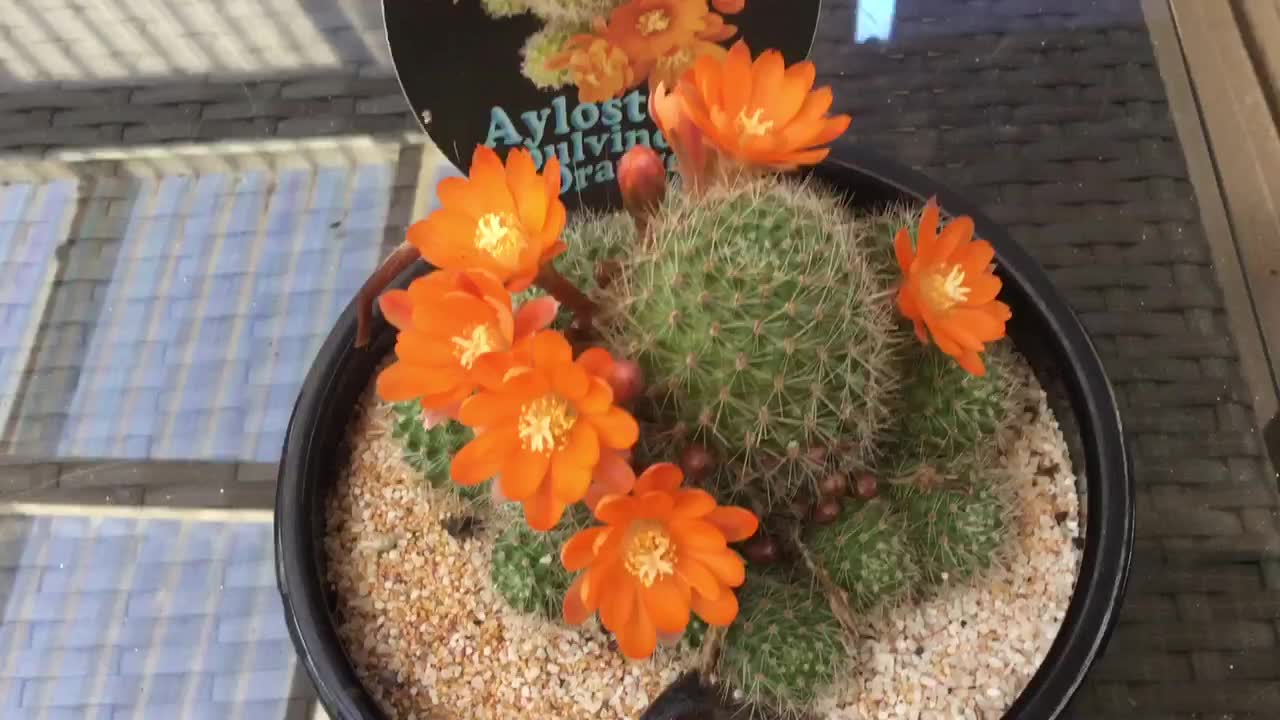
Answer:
[[0, 511, 310, 719], [0, 0, 1274, 717]]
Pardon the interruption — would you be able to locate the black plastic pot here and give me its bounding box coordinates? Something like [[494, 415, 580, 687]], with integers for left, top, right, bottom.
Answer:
[[275, 148, 1135, 720]]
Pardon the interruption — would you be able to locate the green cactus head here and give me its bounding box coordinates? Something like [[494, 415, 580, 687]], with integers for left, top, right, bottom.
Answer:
[[807, 499, 920, 610], [896, 483, 1008, 585], [489, 507, 592, 618], [390, 401, 487, 502], [719, 572, 846, 718], [596, 176, 905, 515], [521, 22, 580, 90]]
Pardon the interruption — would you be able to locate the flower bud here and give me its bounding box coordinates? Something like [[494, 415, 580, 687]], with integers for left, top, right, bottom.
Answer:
[[617, 145, 667, 225], [608, 359, 644, 404]]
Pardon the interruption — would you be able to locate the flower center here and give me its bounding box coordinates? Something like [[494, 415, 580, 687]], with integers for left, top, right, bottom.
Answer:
[[922, 264, 971, 311], [474, 212, 525, 265], [737, 108, 774, 137], [657, 47, 693, 75], [517, 394, 577, 453], [624, 527, 676, 587], [451, 324, 498, 369], [637, 9, 671, 35]]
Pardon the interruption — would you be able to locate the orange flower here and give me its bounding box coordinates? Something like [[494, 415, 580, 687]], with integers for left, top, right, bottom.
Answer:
[[605, 0, 710, 68], [451, 331, 641, 530], [674, 40, 852, 170], [407, 145, 566, 293], [649, 39, 726, 90], [375, 270, 559, 409], [548, 34, 638, 103], [651, 81, 713, 190], [697, 12, 738, 42], [560, 463, 759, 659], [895, 198, 1012, 376]]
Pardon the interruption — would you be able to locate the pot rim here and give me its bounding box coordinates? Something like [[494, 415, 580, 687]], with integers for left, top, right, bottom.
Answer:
[[275, 147, 1135, 720]]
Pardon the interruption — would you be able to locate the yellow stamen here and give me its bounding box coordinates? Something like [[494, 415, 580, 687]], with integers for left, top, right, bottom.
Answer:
[[474, 212, 525, 265], [637, 10, 671, 35], [451, 324, 498, 369], [517, 394, 577, 452], [656, 47, 693, 77], [923, 264, 971, 311], [624, 528, 676, 587], [737, 108, 774, 137]]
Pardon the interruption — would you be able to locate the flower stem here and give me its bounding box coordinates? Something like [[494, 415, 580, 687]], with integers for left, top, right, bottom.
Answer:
[[354, 242, 419, 348], [535, 264, 597, 329]]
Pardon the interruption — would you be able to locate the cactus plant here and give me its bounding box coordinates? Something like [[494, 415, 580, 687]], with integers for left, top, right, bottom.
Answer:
[[478, 0, 530, 18], [390, 401, 488, 501], [523, 0, 625, 23], [880, 342, 1014, 476], [807, 499, 920, 610], [719, 572, 846, 717], [596, 177, 905, 515], [896, 484, 1008, 585], [520, 22, 580, 90], [490, 508, 591, 618]]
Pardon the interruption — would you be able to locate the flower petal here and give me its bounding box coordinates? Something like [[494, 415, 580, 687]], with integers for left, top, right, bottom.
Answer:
[[585, 451, 636, 510], [469, 145, 517, 216], [616, 598, 657, 660], [690, 548, 745, 587], [703, 507, 759, 542], [579, 377, 615, 414], [589, 407, 639, 449], [599, 580, 637, 633], [894, 227, 915, 273], [671, 489, 717, 520], [915, 199, 940, 263], [450, 425, 514, 486], [532, 330, 573, 368], [378, 290, 414, 330], [691, 586, 739, 626], [669, 519, 730, 552], [513, 296, 560, 339], [500, 449, 550, 500], [553, 363, 590, 400], [551, 451, 593, 504], [932, 215, 975, 265], [562, 526, 610, 571], [522, 481, 567, 531], [561, 421, 600, 467], [749, 50, 786, 119], [676, 554, 721, 601], [506, 148, 548, 232], [642, 575, 691, 634], [635, 463, 684, 494], [563, 573, 590, 625], [595, 494, 639, 525], [949, 307, 1007, 343]]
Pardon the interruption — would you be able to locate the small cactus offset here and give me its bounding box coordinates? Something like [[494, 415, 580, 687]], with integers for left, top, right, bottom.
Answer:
[[881, 342, 1015, 476], [490, 509, 590, 618], [806, 499, 920, 610], [389, 401, 487, 502], [719, 573, 847, 718], [895, 484, 1008, 585], [520, 22, 579, 90], [598, 177, 905, 515]]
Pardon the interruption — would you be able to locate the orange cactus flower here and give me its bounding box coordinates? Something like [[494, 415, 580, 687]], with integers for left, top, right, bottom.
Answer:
[[674, 40, 852, 170], [712, 0, 745, 13], [407, 145, 566, 293], [548, 34, 639, 103], [696, 12, 738, 42], [375, 269, 559, 410], [451, 332, 641, 531], [895, 198, 1012, 376], [560, 463, 759, 659], [651, 81, 713, 190], [605, 0, 710, 68]]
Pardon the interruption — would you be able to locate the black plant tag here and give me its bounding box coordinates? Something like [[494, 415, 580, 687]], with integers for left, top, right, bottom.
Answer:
[[384, 0, 821, 211]]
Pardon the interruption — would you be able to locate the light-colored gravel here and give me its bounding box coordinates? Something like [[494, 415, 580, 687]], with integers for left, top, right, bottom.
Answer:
[[325, 358, 1081, 719]]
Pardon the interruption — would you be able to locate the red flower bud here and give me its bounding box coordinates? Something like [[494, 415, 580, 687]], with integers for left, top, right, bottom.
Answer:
[[608, 359, 644, 404], [617, 145, 667, 226]]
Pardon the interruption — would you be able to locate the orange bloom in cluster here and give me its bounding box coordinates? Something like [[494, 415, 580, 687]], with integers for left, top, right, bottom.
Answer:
[[895, 199, 1012, 376], [548, 35, 638, 103], [408, 146, 566, 293], [561, 463, 759, 659], [672, 41, 851, 170], [452, 331, 640, 530], [650, 39, 726, 91], [605, 0, 711, 70], [375, 269, 559, 409]]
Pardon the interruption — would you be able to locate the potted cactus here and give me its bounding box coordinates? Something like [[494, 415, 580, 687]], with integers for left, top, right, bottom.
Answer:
[[278, 40, 1132, 720]]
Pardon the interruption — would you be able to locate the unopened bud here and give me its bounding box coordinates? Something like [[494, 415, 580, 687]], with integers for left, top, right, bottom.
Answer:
[[617, 145, 667, 226], [608, 359, 644, 404]]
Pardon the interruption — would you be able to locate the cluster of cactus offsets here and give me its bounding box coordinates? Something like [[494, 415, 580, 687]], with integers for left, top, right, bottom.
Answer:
[[597, 177, 904, 515], [719, 573, 847, 717], [806, 499, 920, 610], [521, 23, 580, 89], [490, 510, 591, 618], [895, 484, 1008, 585], [881, 343, 1014, 476], [389, 401, 487, 501]]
